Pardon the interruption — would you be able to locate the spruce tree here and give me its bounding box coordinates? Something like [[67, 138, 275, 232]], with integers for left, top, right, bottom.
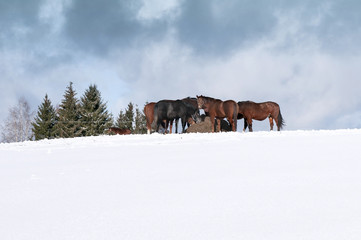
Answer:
[[32, 94, 58, 140], [115, 110, 127, 129], [134, 105, 147, 134], [124, 102, 134, 132], [56, 82, 82, 138], [79, 84, 113, 136]]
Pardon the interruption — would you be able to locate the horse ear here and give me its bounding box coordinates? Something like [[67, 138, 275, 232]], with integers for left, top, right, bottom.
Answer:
[[196, 95, 199, 98]]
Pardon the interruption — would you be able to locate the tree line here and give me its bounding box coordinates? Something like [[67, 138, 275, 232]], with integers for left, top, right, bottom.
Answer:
[[0, 82, 147, 143]]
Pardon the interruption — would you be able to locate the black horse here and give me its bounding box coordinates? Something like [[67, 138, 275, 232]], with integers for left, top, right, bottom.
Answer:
[[181, 97, 200, 127], [154, 99, 199, 133]]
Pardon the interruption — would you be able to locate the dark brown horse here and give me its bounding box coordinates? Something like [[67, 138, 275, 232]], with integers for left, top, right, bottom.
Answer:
[[237, 101, 285, 132], [108, 127, 131, 135], [196, 95, 238, 132]]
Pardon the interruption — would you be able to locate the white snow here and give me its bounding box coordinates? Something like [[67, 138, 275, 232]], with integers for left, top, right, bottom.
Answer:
[[1, 130, 361, 240]]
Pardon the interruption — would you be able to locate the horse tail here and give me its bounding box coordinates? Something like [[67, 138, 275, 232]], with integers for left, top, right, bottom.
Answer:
[[153, 104, 159, 132], [233, 102, 238, 131], [144, 105, 151, 134], [278, 109, 285, 130]]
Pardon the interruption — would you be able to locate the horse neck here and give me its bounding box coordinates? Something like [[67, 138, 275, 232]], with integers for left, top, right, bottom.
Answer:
[[189, 98, 198, 106], [238, 102, 248, 112], [203, 99, 220, 112], [210, 98, 222, 106], [183, 98, 198, 108]]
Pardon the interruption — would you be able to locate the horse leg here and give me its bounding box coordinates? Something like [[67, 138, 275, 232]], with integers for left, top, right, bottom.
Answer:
[[243, 119, 248, 132], [210, 117, 215, 133], [175, 119, 179, 134], [247, 118, 253, 132], [164, 120, 172, 134], [269, 116, 274, 131], [156, 120, 162, 133], [181, 117, 187, 133], [146, 119, 151, 134], [273, 115, 280, 131], [228, 118, 235, 132], [216, 119, 221, 132]]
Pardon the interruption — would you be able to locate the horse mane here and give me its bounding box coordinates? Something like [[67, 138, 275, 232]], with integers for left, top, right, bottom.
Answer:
[[238, 100, 256, 105], [182, 97, 198, 108], [182, 96, 197, 101], [198, 95, 222, 102]]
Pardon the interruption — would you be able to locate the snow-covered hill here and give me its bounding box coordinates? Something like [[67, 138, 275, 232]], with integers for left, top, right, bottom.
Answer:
[[1, 130, 361, 240]]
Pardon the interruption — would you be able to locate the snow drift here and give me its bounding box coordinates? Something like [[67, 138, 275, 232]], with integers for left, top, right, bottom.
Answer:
[[1, 130, 361, 240]]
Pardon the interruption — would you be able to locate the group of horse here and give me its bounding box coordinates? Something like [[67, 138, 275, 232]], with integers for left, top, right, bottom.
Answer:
[[144, 95, 285, 134]]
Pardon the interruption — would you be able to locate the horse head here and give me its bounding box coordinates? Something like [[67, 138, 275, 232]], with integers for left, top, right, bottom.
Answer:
[[191, 112, 202, 124], [196, 95, 206, 109]]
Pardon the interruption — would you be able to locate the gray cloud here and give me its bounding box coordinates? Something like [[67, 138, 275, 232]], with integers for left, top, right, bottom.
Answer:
[[174, 0, 276, 55], [0, 0, 41, 30], [62, 0, 170, 55], [173, 0, 361, 55]]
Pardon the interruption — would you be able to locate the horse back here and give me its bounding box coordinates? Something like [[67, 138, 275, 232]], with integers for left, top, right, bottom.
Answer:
[[222, 100, 238, 118], [155, 100, 185, 120], [208, 100, 237, 119], [238, 101, 280, 120], [260, 101, 279, 109]]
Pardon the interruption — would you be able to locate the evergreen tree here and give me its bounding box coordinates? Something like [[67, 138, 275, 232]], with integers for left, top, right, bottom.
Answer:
[[79, 84, 113, 136], [55, 82, 82, 138], [32, 94, 58, 140], [115, 102, 134, 132], [115, 110, 127, 129], [124, 102, 134, 132], [134, 105, 147, 134]]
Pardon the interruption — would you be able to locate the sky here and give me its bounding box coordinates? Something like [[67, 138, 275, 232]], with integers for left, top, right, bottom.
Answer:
[[1, 0, 361, 130]]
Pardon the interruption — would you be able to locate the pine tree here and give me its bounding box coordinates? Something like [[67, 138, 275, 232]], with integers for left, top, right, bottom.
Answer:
[[79, 84, 113, 136], [32, 94, 58, 140], [124, 102, 134, 132], [55, 82, 82, 138], [134, 105, 147, 134], [115, 110, 127, 129]]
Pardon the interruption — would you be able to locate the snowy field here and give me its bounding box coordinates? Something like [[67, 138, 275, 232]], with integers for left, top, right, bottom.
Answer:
[[1, 130, 361, 240]]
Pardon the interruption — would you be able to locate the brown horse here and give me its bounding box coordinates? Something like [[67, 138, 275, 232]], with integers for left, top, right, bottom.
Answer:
[[144, 102, 156, 134], [196, 95, 238, 132], [237, 101, 285, 132], [108, 127, 131, 135], [144, 101, 174, 134]]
